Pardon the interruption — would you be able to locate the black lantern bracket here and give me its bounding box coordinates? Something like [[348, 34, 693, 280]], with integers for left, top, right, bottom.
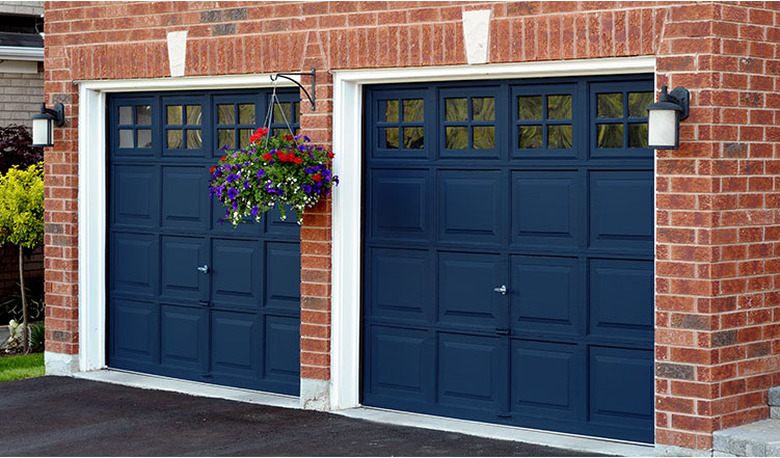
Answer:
[[39, 102, 66, 127], [658, 85, 690, 121], [270, 68, 316, 111]]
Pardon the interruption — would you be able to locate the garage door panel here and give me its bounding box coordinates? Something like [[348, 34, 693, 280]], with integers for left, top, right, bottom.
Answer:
[[370, 169, 432, 241], [511, 256, 581, 336], [511, 171, 581, 250], [112, 165, 159, 228], [511, 340, 583, 419], [108, 89, 301, 395], [160, 236, 207, 303], [438, 333, 507, 411], [111, 233, 158, 298], [589, 346, 654, 434], [364, 77, 653, 442], [160, 304, 208, 370], [211, 239, 263, 309], [161, 166, 210, 230], [438, 252, 505, 330], [367, 325, 433, 402], [111, 299, 159, 362], [589, 259, 654, 342], [264, 315, 300, 383], [211, 310, 260, 375], [264, 242, 301, 310], [369, 247, 435, 323], [589, 171, 653, 252], [438, 170, 505, 246]]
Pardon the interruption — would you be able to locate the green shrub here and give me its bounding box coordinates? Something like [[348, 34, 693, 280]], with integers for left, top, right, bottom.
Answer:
[[29, 322, 44, 351]]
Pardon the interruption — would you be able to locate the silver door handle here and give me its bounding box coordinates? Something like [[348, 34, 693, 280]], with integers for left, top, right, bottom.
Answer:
[[493, 284, 507, 295], [197, 264, 210, 274]]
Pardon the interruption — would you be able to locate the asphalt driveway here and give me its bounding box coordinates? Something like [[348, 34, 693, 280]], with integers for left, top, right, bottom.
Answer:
[[0, 376, 603, 456]]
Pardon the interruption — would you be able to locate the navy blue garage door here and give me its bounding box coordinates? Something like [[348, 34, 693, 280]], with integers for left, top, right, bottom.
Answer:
[[108, 89, 301, 395], [363, 76, 654, 442]]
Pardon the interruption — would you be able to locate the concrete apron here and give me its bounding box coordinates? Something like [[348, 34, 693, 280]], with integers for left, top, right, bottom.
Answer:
[[75, 369, 654, 457]]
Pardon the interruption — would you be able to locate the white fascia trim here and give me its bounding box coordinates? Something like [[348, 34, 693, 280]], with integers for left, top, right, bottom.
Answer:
[[75, 73, 299, 92], [330, 56, 656, 410], [0, 45, 43, 61], [76, 73, 300, 373]]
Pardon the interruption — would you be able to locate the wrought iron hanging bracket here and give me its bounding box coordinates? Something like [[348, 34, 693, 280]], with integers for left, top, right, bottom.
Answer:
[[270, 68, 316, 111]]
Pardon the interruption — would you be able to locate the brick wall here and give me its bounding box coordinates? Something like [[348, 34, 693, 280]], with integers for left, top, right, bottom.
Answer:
[[42, 1, 780, 451]]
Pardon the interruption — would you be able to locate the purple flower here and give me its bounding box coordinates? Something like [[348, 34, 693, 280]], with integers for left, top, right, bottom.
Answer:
[[251, 206, 259, 217], [227, 188, 239, 200], [302, 184, 312, 194], [257, 169, 265, 179], [265, 182, 276, 194], [243, 180, 250, 189], [226, 173, 238, 183]]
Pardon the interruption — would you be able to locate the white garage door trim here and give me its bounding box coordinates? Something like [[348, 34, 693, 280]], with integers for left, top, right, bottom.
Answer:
[[330, 56, 656, 410]]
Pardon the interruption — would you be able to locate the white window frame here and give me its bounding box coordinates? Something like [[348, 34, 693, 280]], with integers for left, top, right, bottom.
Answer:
[[330, 56, 656, 410], [76, 74, 299, 372]]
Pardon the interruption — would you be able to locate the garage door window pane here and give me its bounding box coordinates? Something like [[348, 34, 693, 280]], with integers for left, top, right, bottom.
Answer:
[[186, 105, 202, 125], [239, 129, 253, 149], [473, 126, 495, 149], [384, 100, 399, 122], [167, 106, 183, 125], [548, 125, 572, 149], [187, 129, 202, 149], [136, 105, 152, 125], [119, 129, 134, 148], [384, 128, 399, 149], [403, 127, 424, 149], [119, 106, 133, 125], [445, 98, 468, 121], [597, 124, 623, 148], [597, 93, 623, 118], [473, 97, 495, 121], [518, 96, 543, 120], [629, 123, 648, 148], [273, 102, 292, 123], [518, 125, 542, 149], [137, 129, 152, 148], [167, 130, 183, 149], [548, 95, 572, 120], [628, 92, 653, 118], [217, 105, 234, 125], [403, 99, 424, 122], [446, 126, 468, 149], [238, 104, 255, 124], [218, 129, 235, 149]]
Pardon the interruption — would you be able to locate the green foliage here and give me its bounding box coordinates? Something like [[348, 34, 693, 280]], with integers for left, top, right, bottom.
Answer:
[[29, 322, 44, 351], [0, 163, 44, 249], [0, 352, 44, 382], [0, 278, 44, 323]]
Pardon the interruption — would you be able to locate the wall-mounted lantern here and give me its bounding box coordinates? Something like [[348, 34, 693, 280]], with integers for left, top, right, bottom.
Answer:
[[31, 102, 65, 147], [647, 85, 689, 150]]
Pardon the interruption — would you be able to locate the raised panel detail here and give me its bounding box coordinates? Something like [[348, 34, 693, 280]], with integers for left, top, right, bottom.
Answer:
[[511, 340, 581, 418], [265, 242, 300, 310], [438, 252, 503, 330], [111, 299, 158, 361], [368, 326, 432, 401], [589, 259, 653, 341], [438, 170, 503, 245], [212, 239, 263, 309], [369, 248, 434, 323], [512, 171, 579, 249], [113, 165, 159, 228], [160, 304, 207, 369], [112, 233, 157, 298], [211, 310, 259, 374], [438, 333, 505, 411], [160, 236, 206, 302], [370, 169, 430, 241], [265, 315, 300, 381], [590, 171, 653, 252], [162, 166, 209, 230], [511, 256, 579, 335], [590, 346, 653, 433]]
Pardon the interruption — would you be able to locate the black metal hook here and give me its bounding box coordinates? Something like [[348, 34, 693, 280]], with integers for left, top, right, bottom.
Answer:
[[270, 68, 316, 111]]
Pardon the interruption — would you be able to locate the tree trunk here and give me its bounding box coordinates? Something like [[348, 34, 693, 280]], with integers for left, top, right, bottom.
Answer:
[[19, 245, 28, 354]]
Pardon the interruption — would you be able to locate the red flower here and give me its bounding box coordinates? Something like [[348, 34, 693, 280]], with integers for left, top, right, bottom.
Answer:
[[326, 152, 334, 158], [263, 153, 272, 161], [220, 156, 227, 161], [294, 157, 302, 164], [209, 166, 216, 173], [312, 174, 322, 182], [284, 134, 294, 141], [249, 134, 261, 143], [257, 127, 269, 136]]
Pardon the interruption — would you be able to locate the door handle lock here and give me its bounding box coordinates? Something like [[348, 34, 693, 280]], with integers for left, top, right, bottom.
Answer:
[[197, 264, 210, 274], [493, 284, 508, 295]]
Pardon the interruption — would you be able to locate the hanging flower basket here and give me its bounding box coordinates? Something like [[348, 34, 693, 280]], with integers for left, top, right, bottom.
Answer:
[[209, 127, 337, 226]]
